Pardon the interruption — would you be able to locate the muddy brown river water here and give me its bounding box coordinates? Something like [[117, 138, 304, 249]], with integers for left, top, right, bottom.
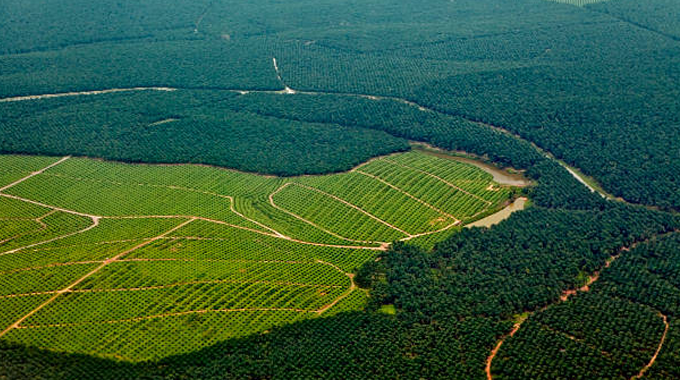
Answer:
[[466, 197, 528, 229]]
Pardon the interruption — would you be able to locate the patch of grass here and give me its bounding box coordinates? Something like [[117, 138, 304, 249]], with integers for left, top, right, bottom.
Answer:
[[379, 304, 397, 315]]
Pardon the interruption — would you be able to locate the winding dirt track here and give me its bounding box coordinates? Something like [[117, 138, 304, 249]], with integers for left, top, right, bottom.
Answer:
[[0, 159, 377, 336], [0, 193, 386, 252], [0, 88, 175, 103], [314, 259, 357, 315], [0, 62, 611, 205], [0, 215, 100, 256], [485, 234, 678, 380], [399, 220, 460, 242], [40, 171, 287, 238], [632, 313, 669, 380], [0, 210, 54, 245], [14, 168, 398, 249], [0, 56, 613, 203], [486, 320, 524, 380], [1, 65, 634, 358]]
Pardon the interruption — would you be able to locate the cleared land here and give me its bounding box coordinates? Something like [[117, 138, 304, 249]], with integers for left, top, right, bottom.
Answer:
[[0, 150, 518, 360]]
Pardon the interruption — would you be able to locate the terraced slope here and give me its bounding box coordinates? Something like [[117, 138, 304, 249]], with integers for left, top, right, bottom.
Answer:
[[0, 149, 520, 360]]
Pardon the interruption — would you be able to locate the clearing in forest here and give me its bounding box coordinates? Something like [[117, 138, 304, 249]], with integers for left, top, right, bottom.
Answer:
[[0, 150, 521, 361]]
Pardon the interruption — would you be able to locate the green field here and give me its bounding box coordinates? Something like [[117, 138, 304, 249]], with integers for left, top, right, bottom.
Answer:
[[0, 149, 517, 360]]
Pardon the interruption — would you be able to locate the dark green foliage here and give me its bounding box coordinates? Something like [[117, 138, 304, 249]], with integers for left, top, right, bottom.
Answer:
[[0, 313, 507, 380], [376, 205, 678, 322], [354, 260, 384, 290], [216, 92, 605, 210], [493, 314, 650, 380], [227, 93, 545, 170], [0, 87, 604, 210], [494, 233, 680, 379], [0, 91, 409, 176], [0, 0, 211, 54], [647, 318, 680, 380], [0, 39, 281, 98], [495, 293, 667, 379], [412, 61, 680, 210], [614, 234, 680, 379], [1, 0, 678, 208], [589, 0, 680, 41], [1, 205, 676, 379]]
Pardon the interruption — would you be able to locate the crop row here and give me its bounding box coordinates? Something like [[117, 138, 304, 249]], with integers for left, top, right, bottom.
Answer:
[[22, 282, 345, 326], [0, 211, 93, 254], [299, 172, 453, 233], [0, 148, 514, 361], [161, 223, 376, 272], [4, 150, 511, 246], [357, 159, 490, 220], [272, 184, 406, 242], [46, 153, 281, 200], [0, 155, 61, 189], [0, 294, 53, 332], [76, 260, 349, 290], [387, 151, 509, 203], [0, 196, 50, 219], [0, 263, 98, 296], [9, 173, 246, 226], [5, 309, 309, 361], [0, 241, 141, 273]]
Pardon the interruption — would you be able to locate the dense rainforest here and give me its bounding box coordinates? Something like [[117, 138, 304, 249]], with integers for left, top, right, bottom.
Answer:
[[1, 0, 680, 379]]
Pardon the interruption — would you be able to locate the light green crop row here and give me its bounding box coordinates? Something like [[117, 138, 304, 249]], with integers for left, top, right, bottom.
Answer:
[[272, 183, 407, 242], [24, 282, 344, 326], [77, 260, 349, 289], [0, 263, 99, 296], [386, 151, 511, 203], [0, 155, 61, 189], [357, 159, 491, 220], [0, 211, 94, 254], [0, 295, 53, 332], [164, 221, 377, 273], [5, 309, 309, 361], [298, 172, 453, 234]]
